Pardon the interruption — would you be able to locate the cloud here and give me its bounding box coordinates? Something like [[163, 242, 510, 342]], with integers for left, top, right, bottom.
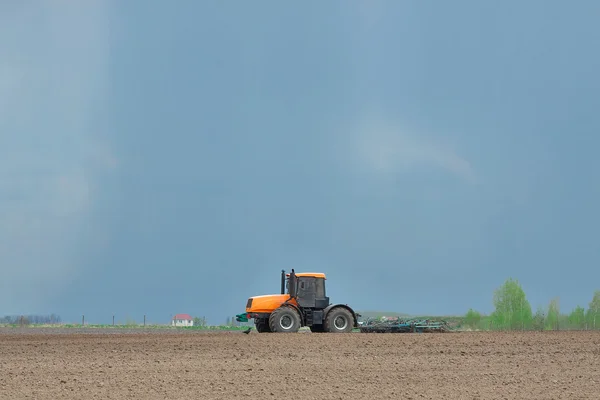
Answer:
[[0, 2, 114, 313], [348, 113, 477, 183]]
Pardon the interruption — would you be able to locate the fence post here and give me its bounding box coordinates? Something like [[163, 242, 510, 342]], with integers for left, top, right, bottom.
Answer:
[[82, 315, 85, 326], [144, 315, 146, 327], [113, 315, 115, 326]]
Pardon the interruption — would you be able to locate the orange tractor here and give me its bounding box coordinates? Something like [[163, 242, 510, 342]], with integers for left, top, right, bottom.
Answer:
[[236, 269, 359, 333]]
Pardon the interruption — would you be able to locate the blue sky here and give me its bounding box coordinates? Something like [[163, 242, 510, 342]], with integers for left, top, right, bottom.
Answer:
[[2, 1, 599, 324]]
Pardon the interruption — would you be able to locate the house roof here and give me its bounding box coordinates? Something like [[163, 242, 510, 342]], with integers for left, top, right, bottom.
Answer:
[[173, 313, 193, 320]]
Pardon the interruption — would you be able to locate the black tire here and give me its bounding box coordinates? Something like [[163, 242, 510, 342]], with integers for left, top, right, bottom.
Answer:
[[324, 307, 354, 333], [269, 306, 301, 333], [255, 319, 271, 333], [309, 324, 325, 333]]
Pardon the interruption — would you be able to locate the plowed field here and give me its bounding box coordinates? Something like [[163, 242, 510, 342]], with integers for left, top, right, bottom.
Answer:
[[1, 329, 599, 399]]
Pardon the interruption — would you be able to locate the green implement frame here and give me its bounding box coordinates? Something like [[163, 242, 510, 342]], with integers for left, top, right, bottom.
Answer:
[[359, 317, 451, 333], [235, 313, 249, 323]]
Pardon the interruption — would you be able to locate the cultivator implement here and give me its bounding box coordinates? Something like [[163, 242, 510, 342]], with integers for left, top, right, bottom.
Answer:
[[358, 317, 451, 333]]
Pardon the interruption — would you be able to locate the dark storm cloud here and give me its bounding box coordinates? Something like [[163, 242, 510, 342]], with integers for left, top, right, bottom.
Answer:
[[0, 2, 115, 312], [4, 1, 600, 324]]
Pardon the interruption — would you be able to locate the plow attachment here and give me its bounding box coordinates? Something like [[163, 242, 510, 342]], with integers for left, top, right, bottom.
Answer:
[[358, 318, 451, 333]]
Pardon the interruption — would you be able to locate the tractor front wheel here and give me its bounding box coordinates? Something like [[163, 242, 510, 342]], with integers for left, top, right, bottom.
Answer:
[[269, 306, 301, 333], [324, 307, 354, 333], [255, 319, 271, 333]]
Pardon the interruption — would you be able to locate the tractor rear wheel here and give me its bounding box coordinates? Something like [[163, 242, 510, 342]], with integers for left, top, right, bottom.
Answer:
[[255, 319, 271, 333], [324, 307, 354, 333], [269, 306, 301, 333]]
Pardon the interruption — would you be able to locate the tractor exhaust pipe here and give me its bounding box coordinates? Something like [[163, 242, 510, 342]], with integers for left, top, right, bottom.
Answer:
[[289, 269, 297, 299], [281, 269, 285, 294]]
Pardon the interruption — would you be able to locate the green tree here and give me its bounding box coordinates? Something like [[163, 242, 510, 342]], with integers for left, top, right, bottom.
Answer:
[[491, 278, 533, 330], [587, 290, 600, 330], [545, 297, 560, 330], [568, 306, 585, 330], [532, 306, 545, 331], [464, 309, 482, 330]]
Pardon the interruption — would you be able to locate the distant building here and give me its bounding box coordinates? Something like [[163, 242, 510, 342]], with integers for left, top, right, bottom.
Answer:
[[172, 314, 194, 327]]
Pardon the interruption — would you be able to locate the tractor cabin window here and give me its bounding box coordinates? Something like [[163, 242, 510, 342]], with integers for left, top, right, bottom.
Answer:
[[315, 278, 325, 298]]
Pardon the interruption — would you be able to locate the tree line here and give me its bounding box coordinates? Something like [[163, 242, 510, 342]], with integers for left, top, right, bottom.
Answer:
[[464, 278, 600, 331], [0, 314, 62, 325]]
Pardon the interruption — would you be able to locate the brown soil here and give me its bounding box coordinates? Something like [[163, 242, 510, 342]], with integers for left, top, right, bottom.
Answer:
[[1, 329, 599, 399]]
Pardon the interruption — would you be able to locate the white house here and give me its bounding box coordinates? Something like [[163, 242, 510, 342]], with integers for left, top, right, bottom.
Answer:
[[172, 313, 194, 327]]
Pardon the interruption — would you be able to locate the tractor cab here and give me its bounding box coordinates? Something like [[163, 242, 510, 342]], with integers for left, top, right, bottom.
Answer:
[[284, 270, 330, 309]]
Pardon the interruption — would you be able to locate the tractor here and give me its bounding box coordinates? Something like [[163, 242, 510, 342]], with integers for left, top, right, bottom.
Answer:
[[236, 269, 359, 333]]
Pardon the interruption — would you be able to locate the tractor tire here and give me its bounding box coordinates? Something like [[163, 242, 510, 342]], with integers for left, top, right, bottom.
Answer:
[[324, 307, 354, 333], [309, 324, 325, 333], [255, 319, 271, 333], [269, 306, 301, 333]]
